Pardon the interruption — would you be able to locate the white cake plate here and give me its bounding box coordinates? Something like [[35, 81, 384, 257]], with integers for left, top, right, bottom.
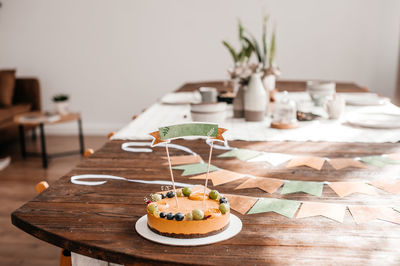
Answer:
[[135, 214, 242, 246]]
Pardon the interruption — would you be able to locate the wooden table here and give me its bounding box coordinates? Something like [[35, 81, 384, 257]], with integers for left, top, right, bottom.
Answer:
[[11, 81, 400, 265], [14, 112, 85, 168]]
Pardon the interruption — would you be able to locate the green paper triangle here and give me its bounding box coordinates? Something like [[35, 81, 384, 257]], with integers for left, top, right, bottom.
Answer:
[[247, 198, 301, 218], [360, 156, 400, 168], [281, 180, 324, 197], [218, 149, 261, 161], [172, 163, 219, 176]]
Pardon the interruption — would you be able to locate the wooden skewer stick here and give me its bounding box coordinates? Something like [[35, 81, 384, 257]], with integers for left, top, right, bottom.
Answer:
[[165, 142, 179, 208], [202, 140, 214, 208]]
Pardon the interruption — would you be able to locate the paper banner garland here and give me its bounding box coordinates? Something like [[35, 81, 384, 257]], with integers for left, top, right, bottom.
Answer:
[[328, 158, 368, 170], [296, 202, 346, 223], [327, 182, 378, 198], [281, 180, 324, 197], [218, 149, 262, 161], [348, 205, 400, 225], [369, 179, 400, 195], [224, 194, 259, 215], [286, 156, 326, 170], [162, 155, 203, 166], [235, 176, 284, 194], [360, 156, 400, 168], [247, 152, 294, 166], [247, 198, 301, 218], [189, 169, 246, 186], [172, 163, 219, 176]]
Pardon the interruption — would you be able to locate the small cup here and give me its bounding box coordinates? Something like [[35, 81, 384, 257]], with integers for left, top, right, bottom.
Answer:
[[199, 87, 218, 103], [324, 94, 345, 119]]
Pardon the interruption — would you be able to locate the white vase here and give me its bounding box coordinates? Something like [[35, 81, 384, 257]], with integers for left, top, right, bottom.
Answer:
[[263, 74, 276, 92], [233, 85, 245, 118], [55, 101, 69, 115], [244, 73, 267, 121]]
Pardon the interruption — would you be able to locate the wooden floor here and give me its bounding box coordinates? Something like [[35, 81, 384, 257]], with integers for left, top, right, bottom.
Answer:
[[0, 135, 107, 266]]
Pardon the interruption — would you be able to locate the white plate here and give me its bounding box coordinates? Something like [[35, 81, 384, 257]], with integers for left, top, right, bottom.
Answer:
[[346, 113, 400, 129], [339, 93, 389, 106], [161, 92, 201, 105], [135, 214, 242, 246]]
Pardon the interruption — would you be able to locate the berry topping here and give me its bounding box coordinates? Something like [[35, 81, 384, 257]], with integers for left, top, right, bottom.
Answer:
[[219, 203, 230, 214], [150, 194, 162, 202], [146, 200, 152, 205], [166, 191, 175, 198], [185, 212, 193, 221], [161, 193, 166, 199], [182, 187, 192, 196], [204, 215, 212, 220], [147, 203, 158, 214], [159, 212, 167, 218], [175, 213, 184, 221], [192, 209, 204, 220], [209, 190, 219, 200], [176, 190, 183, 197], [166, 212, 175, 220], [219, 197, 228, 204]]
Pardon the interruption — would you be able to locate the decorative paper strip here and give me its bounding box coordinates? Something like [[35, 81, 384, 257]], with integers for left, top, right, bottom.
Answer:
[[348, 205, 400, 225], [328, 182, 378, 197], [286, 156, 326, 170], [162, 155, 202, 166], [150, 123, 227, 146], [224, 194, 258, 215], [247, 152, 294, 166], [172, 163, 219, 176], [369, 179, 400, 195], [218, 148, 262, 161], [189, 169, 246, 186], [360, 156, 400, 168], [247, 198, 301, 218], [393, 206, 400, 213], [296, 202, 346, 223], [328, 158, 368, 170], [387, 153, 400, 160], [235, 176, 284, 194], [281, 180, 324, 197]]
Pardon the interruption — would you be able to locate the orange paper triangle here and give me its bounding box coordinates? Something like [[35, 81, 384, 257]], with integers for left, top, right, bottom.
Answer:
[[235, 176, 284, 194], [328, 158, 368, 170], [369, 179, 400, 195], [296, 202, 346, 223], [348, 205, 400, 225], [162, 155, 203, 166], [224, 194, 259, 215], [328, 182, 378, 197], [189, 169, 246, 186], [286, 156, 326, 170]]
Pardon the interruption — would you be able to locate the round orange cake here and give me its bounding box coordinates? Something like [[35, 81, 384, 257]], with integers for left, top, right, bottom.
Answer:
[[146, 188, 230, 238]]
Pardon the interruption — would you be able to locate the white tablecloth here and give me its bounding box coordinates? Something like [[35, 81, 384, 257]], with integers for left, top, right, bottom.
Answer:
[[112, 92, 400, 143]]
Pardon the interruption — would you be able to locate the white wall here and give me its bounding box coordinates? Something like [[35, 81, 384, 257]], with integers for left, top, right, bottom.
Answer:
[[1, 0, 399, 134]]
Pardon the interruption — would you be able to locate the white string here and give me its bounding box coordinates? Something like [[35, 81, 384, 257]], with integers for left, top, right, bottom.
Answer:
[[71, 174, 193, 187], [121, 141, 198, 156], [206, 138, 233, 150]]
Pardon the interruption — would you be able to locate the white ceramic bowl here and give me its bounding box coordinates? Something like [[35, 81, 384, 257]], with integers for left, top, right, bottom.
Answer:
[[190, 102, 227, 113], [190, 110, 226, 123]]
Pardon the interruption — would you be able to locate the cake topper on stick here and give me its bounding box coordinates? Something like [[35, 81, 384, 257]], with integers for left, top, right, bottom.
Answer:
[[150, 123, 227, 208]]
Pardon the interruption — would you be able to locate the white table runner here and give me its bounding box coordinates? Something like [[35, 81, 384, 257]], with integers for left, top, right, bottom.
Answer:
[[112, 92, 400, 143]]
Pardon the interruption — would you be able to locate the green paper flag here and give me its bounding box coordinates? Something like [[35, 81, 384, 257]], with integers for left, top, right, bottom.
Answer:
[[281, 180, 324, 197], [360, 156, 400, 168], [218, 149, 261, 161], [172, 163, 219, 176], [247, 198, 301, 218], [159, 123, 218, 140]]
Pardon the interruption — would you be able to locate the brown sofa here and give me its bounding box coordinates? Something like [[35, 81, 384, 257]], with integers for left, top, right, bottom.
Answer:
[[0, 78, 41, 144]]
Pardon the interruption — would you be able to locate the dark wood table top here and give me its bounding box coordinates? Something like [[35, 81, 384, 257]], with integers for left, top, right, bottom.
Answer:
[[11, 81, 400, 265]]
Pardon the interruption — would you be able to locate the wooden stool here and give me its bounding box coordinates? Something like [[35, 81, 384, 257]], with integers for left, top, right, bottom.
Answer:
[[35, 181, 72, 266]]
